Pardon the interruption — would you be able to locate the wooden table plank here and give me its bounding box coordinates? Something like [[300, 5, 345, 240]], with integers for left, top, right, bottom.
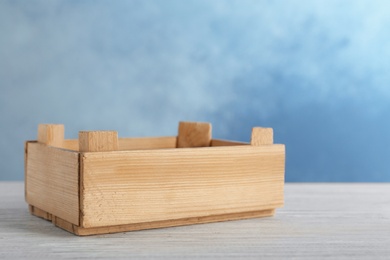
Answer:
[[0, 182, 389, 259]]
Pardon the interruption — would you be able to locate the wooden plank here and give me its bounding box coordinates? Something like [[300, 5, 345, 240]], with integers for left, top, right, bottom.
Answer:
[[29, 205, 76, 234], [251, 127, 273, 146], [52, 215, 77, 234], [118, 136, 177, 150], [80, 145, 285, 228], [29, 205, 52, 221], [37, 124, 64, 147], [28, 205, 274, 236], [77, 209, 274, 236], [75, 209, 275, 236], [63, 139, 79, 151], [79, 131, 118, 152], [177, 121, 212, 148], [25, 142, 79, 225], [211, 139, 249, 147], [62, 137, 177, 151]]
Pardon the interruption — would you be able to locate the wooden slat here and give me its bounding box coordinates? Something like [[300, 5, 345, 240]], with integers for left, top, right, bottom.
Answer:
[[211, 139, 249, 147], [63, 139, 79, 151], [29, 205, 52, 221], [79, 131, 118, 152], [75, 209, 275, 236], [84, 210, 272, 236], [177, 121, 212, 148], [118, 136, 177, 150], [28, 205, 275, 236], [25, 142, 79, 225], [29, 205, 274, 236], [80, 145, 285, 228], [62, 137, 177, 151]]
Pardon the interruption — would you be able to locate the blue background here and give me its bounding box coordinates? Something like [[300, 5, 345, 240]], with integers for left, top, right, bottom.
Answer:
[[1, 0, 389, 181]]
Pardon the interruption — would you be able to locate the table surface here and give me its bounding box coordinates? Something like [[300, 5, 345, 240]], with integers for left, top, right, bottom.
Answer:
[[0, 182, 389, 259]]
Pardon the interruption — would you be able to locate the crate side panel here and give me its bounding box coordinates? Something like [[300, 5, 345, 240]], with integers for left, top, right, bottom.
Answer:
[[210, 139, 249, 147], [118, 136, 177, 150], [81, 145, 284, 228], [63, 139, 79, 151], [26, 142, 79, 225], [61, 137, 178, 152]]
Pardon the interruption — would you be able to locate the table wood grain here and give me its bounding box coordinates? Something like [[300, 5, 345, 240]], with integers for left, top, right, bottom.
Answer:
[[0, 182, 389, 259]]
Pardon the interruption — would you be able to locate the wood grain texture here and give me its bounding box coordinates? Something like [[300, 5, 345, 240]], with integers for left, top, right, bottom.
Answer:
[[62, 139, 79, 151], [63, 137, 177, 151], [2, 183, 390, 259], [29, 205, 52, 221], [210, 139, 249, 147], [251, 127, 273, 146], [177, 121, 212, 148], [37, 124, 64, 147], [118, 136, 177, 150], [30, 205, 274, 236], [80, 145, 285, 228], [77, 209, 275, 236], [25, 142, 79, 225], [79, 131, 118, 152]]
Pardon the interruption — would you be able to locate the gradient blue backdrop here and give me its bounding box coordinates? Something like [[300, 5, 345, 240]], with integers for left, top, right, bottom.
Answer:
[[1, 0, 389, 181]]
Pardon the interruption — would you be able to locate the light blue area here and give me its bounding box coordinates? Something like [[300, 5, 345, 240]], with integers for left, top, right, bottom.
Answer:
[[1, 0, 389, 181]]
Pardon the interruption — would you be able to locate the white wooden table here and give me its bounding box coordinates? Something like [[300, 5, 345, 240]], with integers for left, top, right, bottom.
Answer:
[[0, 182, 389, 259]]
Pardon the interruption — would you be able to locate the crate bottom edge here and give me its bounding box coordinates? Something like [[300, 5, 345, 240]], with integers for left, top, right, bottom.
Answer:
[[29, 204, 277, 236]]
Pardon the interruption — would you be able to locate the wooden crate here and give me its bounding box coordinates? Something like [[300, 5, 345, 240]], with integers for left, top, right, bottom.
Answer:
[[25, 122, 285, 236]]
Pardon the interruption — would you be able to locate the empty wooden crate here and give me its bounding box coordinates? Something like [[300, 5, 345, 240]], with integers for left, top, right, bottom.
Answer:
[[25, 122, 285, 236]]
